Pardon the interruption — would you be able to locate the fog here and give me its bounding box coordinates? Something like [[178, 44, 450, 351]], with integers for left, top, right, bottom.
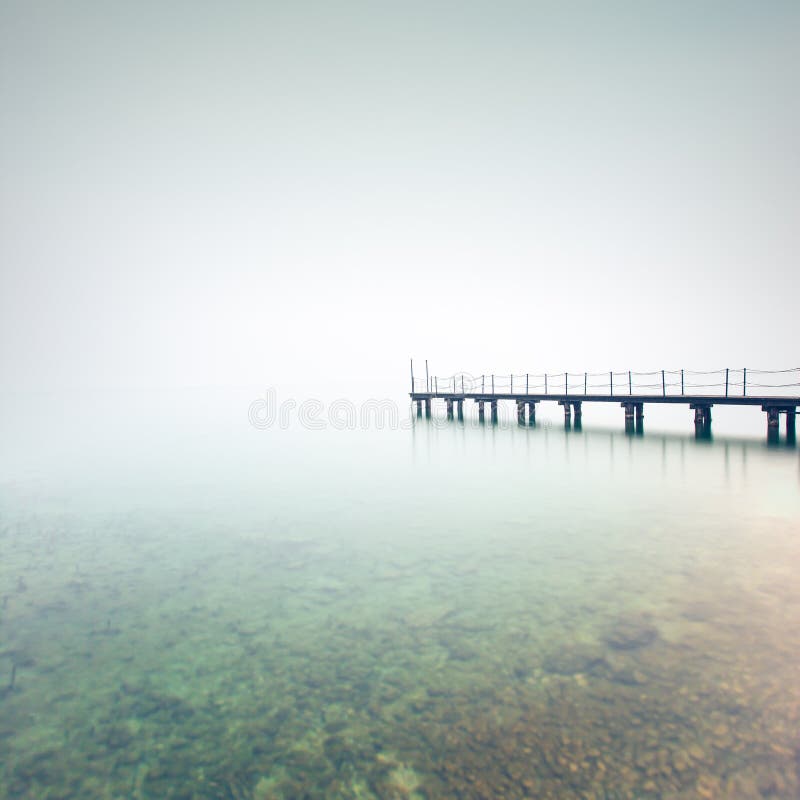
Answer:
[[1, 1, 798, 414]]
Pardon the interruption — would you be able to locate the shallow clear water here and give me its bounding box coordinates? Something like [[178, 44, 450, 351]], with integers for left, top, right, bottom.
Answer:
[[1, 399, 799, 799]]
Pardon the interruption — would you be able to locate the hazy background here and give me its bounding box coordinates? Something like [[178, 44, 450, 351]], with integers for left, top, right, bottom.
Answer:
[[1, 2, 798, 417]]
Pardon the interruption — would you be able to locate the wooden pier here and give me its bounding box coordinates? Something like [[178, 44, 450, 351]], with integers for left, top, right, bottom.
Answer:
[[410, 363, 799, 443]]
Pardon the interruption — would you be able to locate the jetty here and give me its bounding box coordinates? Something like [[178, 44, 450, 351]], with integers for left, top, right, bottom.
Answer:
[[410, 362, 799, 443]]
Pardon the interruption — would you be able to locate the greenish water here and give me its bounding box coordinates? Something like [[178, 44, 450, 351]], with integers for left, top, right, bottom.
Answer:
[[1, 408, 800, 799]]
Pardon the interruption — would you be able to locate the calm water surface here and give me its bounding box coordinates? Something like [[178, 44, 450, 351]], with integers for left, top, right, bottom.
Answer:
[[1, 399, 799, 799]]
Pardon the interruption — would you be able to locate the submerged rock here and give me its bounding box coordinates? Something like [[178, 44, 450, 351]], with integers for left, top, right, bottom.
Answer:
[[403, 605, 456, 629], [542, 644, 607, 676], [604, 615, 659, 651], [608, 666, 648, 686]]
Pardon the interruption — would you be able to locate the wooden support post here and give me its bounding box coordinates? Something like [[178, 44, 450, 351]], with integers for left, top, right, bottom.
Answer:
[[559, 400, 572, 429], [490, 399, 498, 424], [416, 399, 422, 417], [573, 401, 583, 431], [425, 398, 431, 418], [692, 404, 712, 439], [477, 400, 485, 422], [457, 399, 464, 421], [622, 403, 635, 435], [635, 403, 644, 435], [528, 401, 536, 426], [446, 398, 453, 420], [786, 408, 796, 443], [766, 407, 780, 445], [517, 400, 525, 425]]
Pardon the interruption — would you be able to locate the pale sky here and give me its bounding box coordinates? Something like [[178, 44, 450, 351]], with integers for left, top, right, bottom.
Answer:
[[2, 1, 798, 398]]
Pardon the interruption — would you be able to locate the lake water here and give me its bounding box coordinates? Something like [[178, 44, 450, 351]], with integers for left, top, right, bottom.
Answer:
[[1, 392, 799, 799]]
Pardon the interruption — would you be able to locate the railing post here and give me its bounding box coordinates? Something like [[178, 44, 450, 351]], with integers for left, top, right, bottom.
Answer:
[[628, 371, 632, 395], [511, 374, 513, 394], [491, 374, 494, 393], [681, 369, 684, 396], [662, 369, 665, 397], [584, 372, 587, 394], [425, 359, 429, 393], [462, 375, 465, 394], [482, 374, 485, 393], [743, 368, 746, 397], [610, 372, 613, 396], [435, 376, 438, 394], [545, 374, 548, 395], [526, 373, 529, 394], [565, 372, 568, 397], [410, 359, 414, 393], [725, 368, 729, 397]]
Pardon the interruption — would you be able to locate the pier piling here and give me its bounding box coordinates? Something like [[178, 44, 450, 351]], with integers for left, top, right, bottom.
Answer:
[[623, 403, 635, 435], [766, 407, 780, 445], [691, 404, 712, 440], [559, 400, 572, 429], [787, 408, 796, 443], [763, 407, 789, 444], [635, 403, 644, 435], [573, 401, 583, 431]]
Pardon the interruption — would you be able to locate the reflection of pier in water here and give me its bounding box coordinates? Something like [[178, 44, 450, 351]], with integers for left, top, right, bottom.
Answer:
[[410, 362, 799, 446], [411, 414, 800, 481]]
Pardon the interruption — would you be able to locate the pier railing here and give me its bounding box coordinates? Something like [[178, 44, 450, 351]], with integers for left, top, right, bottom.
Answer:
[[411, 368, 800, 399]]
